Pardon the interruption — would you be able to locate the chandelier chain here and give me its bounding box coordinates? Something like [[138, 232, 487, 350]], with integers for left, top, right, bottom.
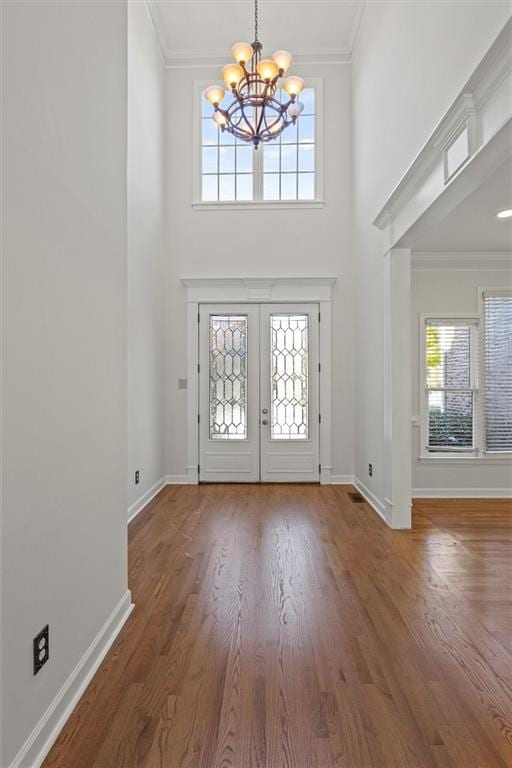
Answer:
[[254, 0, 259, 43]]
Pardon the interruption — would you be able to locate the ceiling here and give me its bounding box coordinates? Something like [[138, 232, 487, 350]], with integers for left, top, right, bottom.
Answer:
[[146, 1, 367, 65], [412, 159, 512, 253]]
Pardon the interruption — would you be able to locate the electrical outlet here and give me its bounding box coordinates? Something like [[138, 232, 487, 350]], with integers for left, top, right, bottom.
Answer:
[[368, 463, 373, 477], [135, 470, 140, 485], [33, 625, 49, 675]]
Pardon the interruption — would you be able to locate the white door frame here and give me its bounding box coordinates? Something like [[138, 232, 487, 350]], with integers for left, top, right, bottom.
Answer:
[[182, 277, 336, 485]]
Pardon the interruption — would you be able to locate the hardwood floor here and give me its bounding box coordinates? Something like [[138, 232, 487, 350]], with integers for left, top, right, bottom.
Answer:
[[44, 485, 512, 768]]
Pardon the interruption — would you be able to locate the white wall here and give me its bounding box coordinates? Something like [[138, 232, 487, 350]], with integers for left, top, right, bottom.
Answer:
[[1, 2, 129, 764], [352, 2, 511, 519], [164, 63, 355, 481], [127, 2, 166, 514], [412, 265, 512, 496]]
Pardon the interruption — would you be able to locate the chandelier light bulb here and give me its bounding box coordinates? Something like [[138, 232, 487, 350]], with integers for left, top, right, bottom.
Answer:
[[283, 76, 304, 97], [231, 41, 254, 65], [256, 59, 280, 82], [204, 85, 225, 106], [212, 111, 227, 127], [222, 63, 244, 88], [287, 100, 304, 118], [272, 50, 293, 73]]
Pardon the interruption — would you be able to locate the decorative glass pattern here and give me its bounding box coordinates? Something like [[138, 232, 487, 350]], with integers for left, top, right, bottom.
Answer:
[[271, 314, 309, 440], [209, 315, 248, 439]]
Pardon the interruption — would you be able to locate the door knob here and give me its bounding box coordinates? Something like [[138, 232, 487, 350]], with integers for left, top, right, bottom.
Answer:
[[261, 419, 269, 425]]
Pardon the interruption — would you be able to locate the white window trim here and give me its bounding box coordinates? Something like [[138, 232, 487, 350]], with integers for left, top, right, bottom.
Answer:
[[192, 77, 325, 210], [419, 313, 480, 460], [419, 299, 512, 462]]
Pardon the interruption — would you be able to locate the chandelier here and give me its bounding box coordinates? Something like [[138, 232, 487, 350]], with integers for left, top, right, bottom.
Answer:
[[203, 0, 305, 148]]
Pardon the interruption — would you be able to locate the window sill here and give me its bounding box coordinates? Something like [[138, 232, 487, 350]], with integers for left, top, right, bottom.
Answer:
[[418, 455, 512, 465], [192, 200, 326, 211]]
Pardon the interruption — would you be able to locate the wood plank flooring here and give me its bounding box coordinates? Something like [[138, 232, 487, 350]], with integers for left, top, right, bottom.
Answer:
[[43, 485, 512, 768]]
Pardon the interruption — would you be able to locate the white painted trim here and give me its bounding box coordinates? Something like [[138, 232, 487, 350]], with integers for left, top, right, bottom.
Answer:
[[383, 249, 412, 528], [412, 252, 512, 272], [142, 0, 166, 68], [143, 0, 167, 64], [330, 474, 355, 485], [413, 488, 512, 498], [9, 591, 133, 768], [181, 277, 336, 304], [319, 300, 332, 485], [348, 1, 368, 57], [192, 201, 326, 211], [353, 477, 388, 524], [164, 474, 196, 485], [373, 20, 512, 250], [127, 477, 165, 523], [419, 312, 480, 460], [168, 49, 351, 68], [183, 277, 335, 486], [416, 456, 512, 465]]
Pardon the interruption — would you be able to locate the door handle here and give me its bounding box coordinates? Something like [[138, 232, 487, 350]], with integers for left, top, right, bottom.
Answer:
[[261, 419, 269, 425]]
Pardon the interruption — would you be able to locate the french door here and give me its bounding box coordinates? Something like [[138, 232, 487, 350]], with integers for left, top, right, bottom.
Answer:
[[198, 303, 319, 482]]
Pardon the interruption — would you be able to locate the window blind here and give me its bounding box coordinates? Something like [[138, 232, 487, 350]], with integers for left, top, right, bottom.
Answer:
[[425, 319, 478, 451], [484, 292, 512, 452]]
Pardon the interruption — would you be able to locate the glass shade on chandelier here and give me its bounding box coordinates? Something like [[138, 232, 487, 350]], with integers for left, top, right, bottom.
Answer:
[[203, 0, 305, 147]]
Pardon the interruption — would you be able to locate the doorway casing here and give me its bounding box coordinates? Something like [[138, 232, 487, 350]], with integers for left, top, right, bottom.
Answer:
[[182, 277, 336, 485]]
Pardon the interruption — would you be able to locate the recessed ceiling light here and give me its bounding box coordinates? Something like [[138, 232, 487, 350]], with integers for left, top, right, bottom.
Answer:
[[496, 209, 512, 219]]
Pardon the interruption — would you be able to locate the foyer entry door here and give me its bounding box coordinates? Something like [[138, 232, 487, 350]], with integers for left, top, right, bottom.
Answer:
[[199, 303, 320, 483]]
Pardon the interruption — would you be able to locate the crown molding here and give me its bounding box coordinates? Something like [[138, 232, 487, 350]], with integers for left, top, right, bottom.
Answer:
[[348, 1, 368, 58], [143, 0, 166, 66], [411, 251, 512, 272], [144, 0, 363, 68], [144, 0, 167, 64], [164, 47, 351, 70]]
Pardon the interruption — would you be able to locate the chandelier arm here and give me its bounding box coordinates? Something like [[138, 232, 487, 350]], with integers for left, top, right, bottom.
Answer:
[[226, 123, 254, 141], [230, 83, 257, 137]]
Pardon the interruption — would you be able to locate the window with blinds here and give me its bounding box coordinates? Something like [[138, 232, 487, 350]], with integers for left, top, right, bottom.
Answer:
[[483, 292, 512, 452], [424, 319, 478, 452]]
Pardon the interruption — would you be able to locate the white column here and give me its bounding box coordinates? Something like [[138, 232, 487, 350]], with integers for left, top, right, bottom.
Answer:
[[383, 249, 412, 528]]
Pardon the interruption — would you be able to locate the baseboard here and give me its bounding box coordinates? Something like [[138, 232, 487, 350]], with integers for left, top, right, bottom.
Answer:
[[353, 477, 389, 524], [127, 477, 166, 523], [9, 590, 133, 768], [164, 474, 194, 484], [330, 474, 355, 485], [413, 488, 512, 498]]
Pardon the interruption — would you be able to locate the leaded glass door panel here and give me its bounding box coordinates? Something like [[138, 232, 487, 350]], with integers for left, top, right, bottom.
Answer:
[[199, 304, 260, 482], [260, 304, 320, 482], [198, 303, 319, 482]]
